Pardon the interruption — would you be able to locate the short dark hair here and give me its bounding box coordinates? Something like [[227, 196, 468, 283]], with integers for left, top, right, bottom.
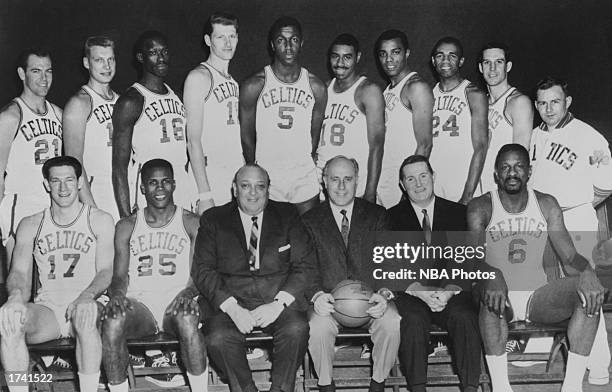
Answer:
[[322, 155, 360, 178], [42, 156, 82, 180], [84, 36, 115, 57], [479, 41, 511, 62], [18, 47, 52, 70], [329, 33, 360, 54], [135, 30, 167, 55], [204, 12, 238, 37], [375, 30, 409, 52], [268, 16, 302, 43], [233, 163, 271, 186], [536, 76, 570, 97], [431, 36, 464, 59], [140, 159, 174, 182], [399, 155, 434, 180], [495, 143, 530, 170]]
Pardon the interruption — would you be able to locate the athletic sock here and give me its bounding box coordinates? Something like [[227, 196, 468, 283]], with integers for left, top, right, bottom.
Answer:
[[562, 351, 588, 392], [108, 379, 129, 392], [78, 371, 101, 392], [485, 353, 513, 392], [187, 367, 208, 392]]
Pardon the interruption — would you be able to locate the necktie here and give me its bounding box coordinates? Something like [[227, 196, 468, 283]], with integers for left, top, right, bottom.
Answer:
[[340, 209, 350, 246], [422, 209, 432, 245], [249, 216, 259, 271]]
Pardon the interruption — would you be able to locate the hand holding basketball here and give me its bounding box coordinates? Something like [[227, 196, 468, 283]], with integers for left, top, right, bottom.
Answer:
[[331, 280, 374, 328], [313, 292, 335, 316]]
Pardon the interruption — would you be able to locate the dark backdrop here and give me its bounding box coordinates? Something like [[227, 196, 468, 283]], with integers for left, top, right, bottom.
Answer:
[[1, 0, 611, 135]]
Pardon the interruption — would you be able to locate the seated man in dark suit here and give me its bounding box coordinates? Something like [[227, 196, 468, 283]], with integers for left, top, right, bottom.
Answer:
[[302, 155, 400, 392], [388, 155, 481, 392], [191, 164, 315, 392]]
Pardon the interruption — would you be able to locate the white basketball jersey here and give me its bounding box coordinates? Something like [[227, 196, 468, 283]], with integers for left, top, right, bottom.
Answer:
[[34, 204, 97, 299], [5, 98, 62, 197], [318, 77, 369, 194], [382, 72, 417, 166], [199, 63, 243, 170], [130, 83, 196, 210], [485, 188, 548, 290], [256, 66, 315, 168], [127, 207, 190, 299], [481, 87, 516, 193], [530, 115, 612, 209]]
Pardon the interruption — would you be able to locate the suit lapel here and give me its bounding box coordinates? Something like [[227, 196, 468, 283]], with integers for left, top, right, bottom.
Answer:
[[230, 205, 249, 255]]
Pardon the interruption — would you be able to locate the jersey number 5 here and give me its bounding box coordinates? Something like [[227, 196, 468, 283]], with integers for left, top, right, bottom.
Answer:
[[137, 254, 177, 276], [47, 253, 81, 279], [278, 106, 295, 130]]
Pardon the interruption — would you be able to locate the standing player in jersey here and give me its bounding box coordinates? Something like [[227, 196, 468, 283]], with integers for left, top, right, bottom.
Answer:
[[103, 159, 206, 391], [64, 36, 119, 220], [0, 48, 62, 270], [478, 42, 533, 193], [240, 16, 327, 214], [185, 13, 242, 213], [0, 156, 114, 392], [112, 31, 196, 218], [468, 144, 605, 392], [429, 37, 488, 204], [530, 77, 612, 385], [317, 34, 385, 203], [375, 30, 434, 208]]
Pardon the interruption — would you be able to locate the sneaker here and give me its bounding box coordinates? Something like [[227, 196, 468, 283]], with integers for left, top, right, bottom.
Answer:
[[129, 353, 145, 368], [505, 339, 523, 354], [588, 368, 610, 385], [246, 348, 265, 360], [360, 344, 372, 359], [144, 352, 185, 388], [428, 342, 448, 357], [47, 356, 73, 372]]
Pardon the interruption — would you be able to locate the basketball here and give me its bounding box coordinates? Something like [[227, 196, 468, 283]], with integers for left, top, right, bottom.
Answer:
[[331, 280, 373, 328]]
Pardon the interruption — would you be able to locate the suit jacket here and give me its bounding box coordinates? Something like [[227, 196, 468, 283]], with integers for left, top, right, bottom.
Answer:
[[191, 200, 315, 312], [388, 196, 470, 290], [302, 198, 390, 300]]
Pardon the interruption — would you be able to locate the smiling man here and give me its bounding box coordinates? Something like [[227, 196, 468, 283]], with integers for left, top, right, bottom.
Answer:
[[64, 36, 120, 220], [530, 77, 612, 386], [316, 34, 385, 204], [429, 37, 488, 205], [0, 48, 63, 269], [192, 163, 314, 392], [112, 31, 196, 219], [185, 13, 243, 213], [240, 16, 327, 215], [375, 30, 434, 208], [0, 156, 114, 392]]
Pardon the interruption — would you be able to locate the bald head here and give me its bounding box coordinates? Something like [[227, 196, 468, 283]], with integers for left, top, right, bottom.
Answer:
[[232, 164, 270, 215], [323, 155, 359, 207]]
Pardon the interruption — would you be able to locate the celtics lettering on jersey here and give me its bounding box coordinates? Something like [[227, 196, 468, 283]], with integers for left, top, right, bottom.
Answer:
[[142, 97, 185, 142], [488, 106, 504, 131], [34, 205, 98, 296], [538, 142, 577, 170], [92, 102, 114, 146], [432, 90, 467, 137], [128, 207, 190, 285], [212, 79, 239, 125]]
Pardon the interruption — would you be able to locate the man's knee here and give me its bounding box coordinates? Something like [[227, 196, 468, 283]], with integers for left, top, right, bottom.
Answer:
[[204, 324, 241, 351], [400, 309, 429, 332], [169, 312, 200, 336], [308, 313, 337, 341], [102, 312, 127, 343], [281, 315, 309, 341], [72, 301, 101, 335]]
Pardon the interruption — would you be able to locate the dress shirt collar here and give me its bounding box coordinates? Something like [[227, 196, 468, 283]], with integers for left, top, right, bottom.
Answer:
[[410, 196, 436, 229], [329, 200, 355, 232]]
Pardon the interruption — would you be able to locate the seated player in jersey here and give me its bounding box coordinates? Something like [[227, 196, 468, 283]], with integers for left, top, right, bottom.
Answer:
[[467, 144, 605, 392], [240, 16, 327, 215], [102, 159, 206, 391], [0, 156, 114, 392]]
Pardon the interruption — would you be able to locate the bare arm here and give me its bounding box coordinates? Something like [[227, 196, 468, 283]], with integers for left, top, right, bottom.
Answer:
[[309, 73, 328, 161], [507, 93, 533, 148], [79, 209, 114, 299], [106, 217, 135, 298], [460, 85, 489, 205], [184, 67, 213, 201], [111, 89, 142, 218], [356, 80, 385, 203], [63, 90, 97, 207], [0, 102, 21, 207], [5, 215, 40, 303], [239, 72, 265, 164], [403, 78, 434, 157]]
